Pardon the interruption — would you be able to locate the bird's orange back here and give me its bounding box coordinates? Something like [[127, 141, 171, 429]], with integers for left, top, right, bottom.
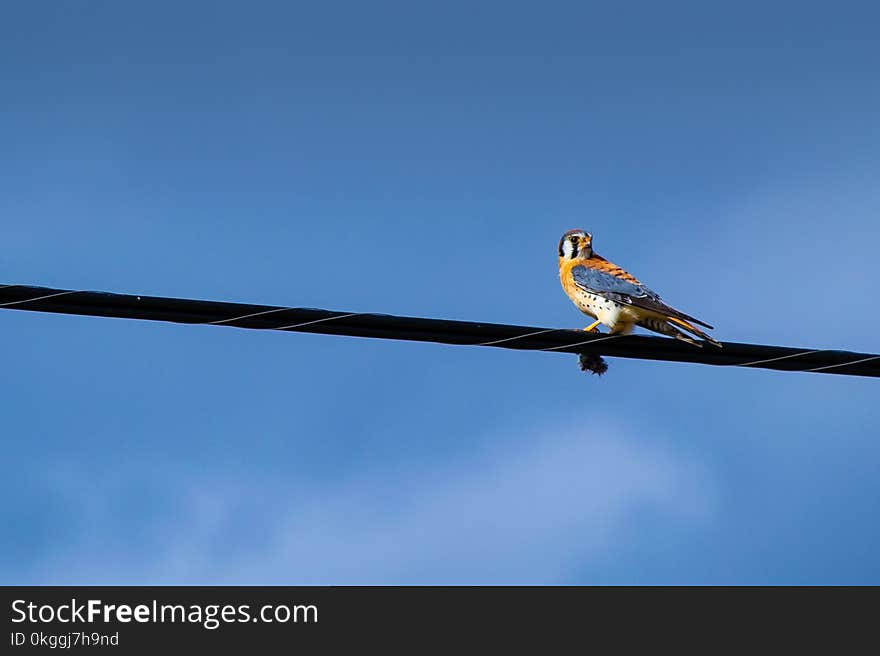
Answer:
[[559, 252, 643, 286]]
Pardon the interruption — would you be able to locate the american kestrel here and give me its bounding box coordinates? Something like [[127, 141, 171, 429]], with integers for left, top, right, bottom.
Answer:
[[558, 229, 721, 347]]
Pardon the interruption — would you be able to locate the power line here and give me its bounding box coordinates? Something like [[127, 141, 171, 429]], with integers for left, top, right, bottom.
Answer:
[[1, 283, 877, 378]]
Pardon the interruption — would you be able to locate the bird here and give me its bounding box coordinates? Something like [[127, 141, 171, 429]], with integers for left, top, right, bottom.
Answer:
[[558, 229, 721, 347]]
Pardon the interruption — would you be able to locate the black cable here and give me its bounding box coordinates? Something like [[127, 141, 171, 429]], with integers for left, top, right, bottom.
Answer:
[[1, 284, 877, 378]]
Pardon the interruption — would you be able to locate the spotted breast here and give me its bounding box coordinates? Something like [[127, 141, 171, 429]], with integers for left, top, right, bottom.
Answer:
[[561, 274, 637, 333]]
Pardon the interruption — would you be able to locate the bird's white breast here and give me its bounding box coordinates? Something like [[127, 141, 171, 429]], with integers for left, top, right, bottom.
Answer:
[[572, 288, 631, 330]]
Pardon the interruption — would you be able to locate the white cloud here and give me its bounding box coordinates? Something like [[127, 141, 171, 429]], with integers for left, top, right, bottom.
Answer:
[[29, 418, 714, 584]]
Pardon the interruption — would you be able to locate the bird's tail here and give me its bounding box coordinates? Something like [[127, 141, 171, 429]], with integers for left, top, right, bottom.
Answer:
[[639, 316, 721, 348], [666, 316, 723, 348]]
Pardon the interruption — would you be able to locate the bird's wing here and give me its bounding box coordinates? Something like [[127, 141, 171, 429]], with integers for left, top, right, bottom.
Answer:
[[571, 263, 714, 330]]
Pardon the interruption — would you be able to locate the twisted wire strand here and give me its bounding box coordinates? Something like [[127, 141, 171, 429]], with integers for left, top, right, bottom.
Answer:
[[0, 284, 877, 378]]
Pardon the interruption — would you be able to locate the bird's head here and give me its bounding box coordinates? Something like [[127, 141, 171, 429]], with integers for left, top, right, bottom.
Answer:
[[558, 229, 593, 260]]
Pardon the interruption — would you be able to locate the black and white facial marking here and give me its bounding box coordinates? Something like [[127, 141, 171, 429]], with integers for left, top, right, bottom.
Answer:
[[558, 230, 592, 259]]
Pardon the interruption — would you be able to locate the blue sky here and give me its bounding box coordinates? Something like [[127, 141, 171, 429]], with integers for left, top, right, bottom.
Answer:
[[2, 2, 879, 584]]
